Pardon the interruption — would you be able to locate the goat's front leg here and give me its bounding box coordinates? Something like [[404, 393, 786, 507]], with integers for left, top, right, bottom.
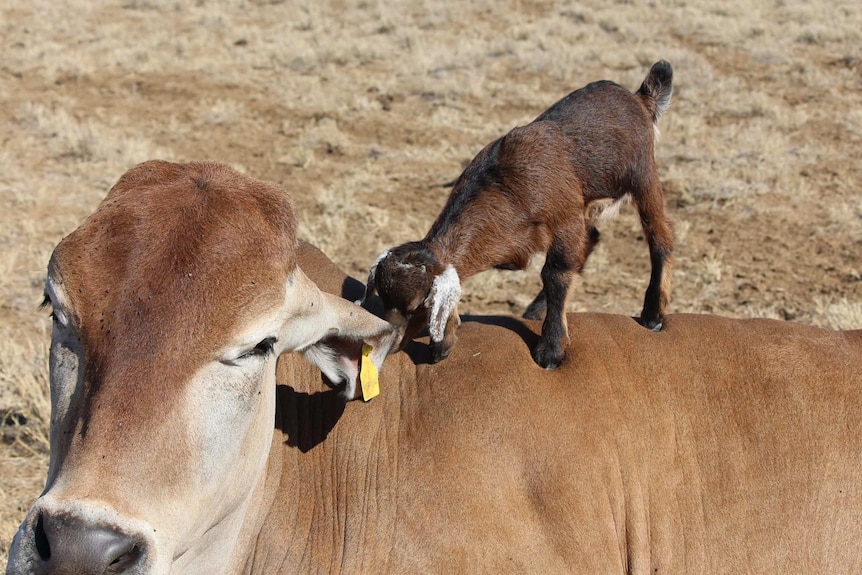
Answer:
[[524, 226, 599, 322], [532, 231, 587, 370], [430, 304, 461, 363], [532, 260, 573, 369]]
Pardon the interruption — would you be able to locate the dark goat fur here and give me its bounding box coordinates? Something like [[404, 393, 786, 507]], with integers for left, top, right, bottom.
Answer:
[[364, 61, 674, 369]]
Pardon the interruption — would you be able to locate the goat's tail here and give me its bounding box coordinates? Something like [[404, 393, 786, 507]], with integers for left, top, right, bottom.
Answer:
[[636, 60, 673, 124]]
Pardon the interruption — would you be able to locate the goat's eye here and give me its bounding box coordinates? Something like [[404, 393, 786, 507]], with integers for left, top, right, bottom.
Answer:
[[238, 337, 276, 360]]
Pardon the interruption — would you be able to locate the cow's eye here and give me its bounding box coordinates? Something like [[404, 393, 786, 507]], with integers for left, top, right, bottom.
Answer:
[[40, 295, 55, 320], [41, 294, 67, 327], [238, 337, 276, 360]]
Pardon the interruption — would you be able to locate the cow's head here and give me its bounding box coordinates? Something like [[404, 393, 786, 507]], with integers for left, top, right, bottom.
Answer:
[[6, 161, 397, 575]]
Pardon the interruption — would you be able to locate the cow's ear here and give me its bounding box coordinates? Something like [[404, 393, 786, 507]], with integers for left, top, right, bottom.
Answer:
[[279, 268, 399, 400]]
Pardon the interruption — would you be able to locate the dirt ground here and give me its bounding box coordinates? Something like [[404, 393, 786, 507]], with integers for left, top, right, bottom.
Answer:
[[1, 0, 861, 565]]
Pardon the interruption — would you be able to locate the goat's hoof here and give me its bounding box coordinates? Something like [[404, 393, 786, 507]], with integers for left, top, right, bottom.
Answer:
[[430, 341, 451, 363], [640, 316, 664, 332], [532, 343, 565, 371]]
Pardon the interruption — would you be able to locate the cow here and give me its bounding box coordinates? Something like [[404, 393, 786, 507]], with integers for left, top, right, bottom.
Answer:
[[8, 161, 862, 574]]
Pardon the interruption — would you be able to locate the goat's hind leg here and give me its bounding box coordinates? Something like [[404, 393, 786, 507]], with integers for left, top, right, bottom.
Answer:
[[633, 175, 673, 331]]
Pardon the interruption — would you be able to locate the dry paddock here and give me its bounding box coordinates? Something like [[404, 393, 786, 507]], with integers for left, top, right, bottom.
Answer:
[[1, 0, 861, 565]]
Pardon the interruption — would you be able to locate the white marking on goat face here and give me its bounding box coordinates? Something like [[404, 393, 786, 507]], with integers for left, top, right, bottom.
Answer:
[[394, 261, 423, 271], [425, 265, 461, 343], [371, 249, 390, 268]]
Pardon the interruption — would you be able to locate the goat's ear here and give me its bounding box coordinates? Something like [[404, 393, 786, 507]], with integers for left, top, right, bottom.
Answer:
[[425, 265, 461, 343], [358, 249, 389, 305]]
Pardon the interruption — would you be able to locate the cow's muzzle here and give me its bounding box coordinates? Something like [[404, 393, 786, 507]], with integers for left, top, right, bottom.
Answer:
[[7, 508, 148, 575]]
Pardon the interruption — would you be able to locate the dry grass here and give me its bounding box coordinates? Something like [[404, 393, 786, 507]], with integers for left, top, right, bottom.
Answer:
[[0, 334, 50, 560], [2, 0, 862, 566]]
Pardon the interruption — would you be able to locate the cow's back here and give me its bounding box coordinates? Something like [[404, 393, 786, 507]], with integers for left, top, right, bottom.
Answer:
[[255, 313, 862, 574]]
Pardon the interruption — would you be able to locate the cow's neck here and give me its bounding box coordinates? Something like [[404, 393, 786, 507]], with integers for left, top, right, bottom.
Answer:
[[245, 352, 409, 573]]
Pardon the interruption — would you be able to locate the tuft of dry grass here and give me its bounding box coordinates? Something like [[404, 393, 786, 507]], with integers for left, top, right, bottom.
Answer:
[[0, 336, 50, 454], [0, 333, 50, 561], [815, 298, 862, 330]]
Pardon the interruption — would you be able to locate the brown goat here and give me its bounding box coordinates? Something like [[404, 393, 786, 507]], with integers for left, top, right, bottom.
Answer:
[[364, 61, 674, 369]]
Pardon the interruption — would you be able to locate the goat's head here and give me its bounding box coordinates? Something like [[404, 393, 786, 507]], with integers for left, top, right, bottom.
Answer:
[[362, 242, 460, 349]]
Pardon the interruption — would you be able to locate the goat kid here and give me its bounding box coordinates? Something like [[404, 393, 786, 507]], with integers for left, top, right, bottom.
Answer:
[[364, 61, 674, 370]]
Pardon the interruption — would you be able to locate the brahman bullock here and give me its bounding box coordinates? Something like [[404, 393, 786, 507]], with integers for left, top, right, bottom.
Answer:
[[7, 161, 862, 574]]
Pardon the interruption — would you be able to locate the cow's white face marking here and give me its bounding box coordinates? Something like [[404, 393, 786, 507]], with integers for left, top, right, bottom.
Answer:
[[173, 313, 282, 572]]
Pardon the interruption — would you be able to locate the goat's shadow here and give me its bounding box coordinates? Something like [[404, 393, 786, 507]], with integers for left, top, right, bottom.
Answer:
[[404, 314, 542, 365], [405, 313, 650, 364]]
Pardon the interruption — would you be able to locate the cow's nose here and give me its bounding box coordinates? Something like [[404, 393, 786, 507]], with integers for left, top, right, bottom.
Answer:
[[31, 510, 146, 574]]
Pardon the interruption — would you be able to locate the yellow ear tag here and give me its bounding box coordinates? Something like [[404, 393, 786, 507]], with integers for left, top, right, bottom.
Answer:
[[360, 343, 380, 402]]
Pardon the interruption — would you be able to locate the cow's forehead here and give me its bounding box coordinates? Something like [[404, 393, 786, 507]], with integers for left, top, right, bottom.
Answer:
[[47, 162, 298, 421], [53, 161, 296, 331]]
